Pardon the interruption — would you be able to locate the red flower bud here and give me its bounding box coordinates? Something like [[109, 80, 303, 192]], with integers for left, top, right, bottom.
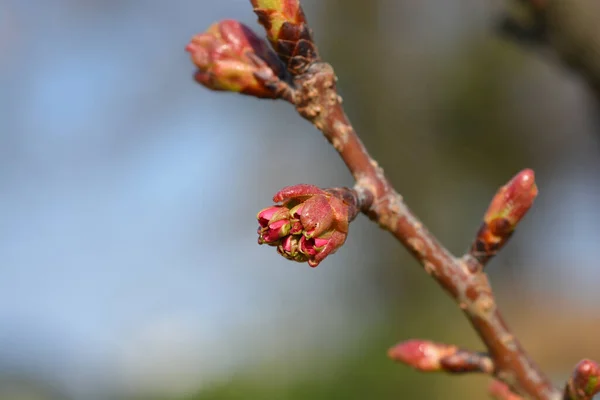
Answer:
[[564, 359, 600, 400], [388, 340, 457, 372], [186, 20, 289, 98], [484, 169, 537, 229], [471, 169, 538, 264], [388, 339, 494, 374], [257, 184, 359, 267]]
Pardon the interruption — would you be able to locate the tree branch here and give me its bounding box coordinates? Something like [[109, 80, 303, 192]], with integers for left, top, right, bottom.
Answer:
[[290, 54, 558, 400], [184, 1, 599, 398], [244, 2, 557, 398]]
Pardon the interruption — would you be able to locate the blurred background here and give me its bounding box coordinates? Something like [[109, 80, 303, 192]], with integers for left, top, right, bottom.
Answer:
[[1, 0, 599, 399]]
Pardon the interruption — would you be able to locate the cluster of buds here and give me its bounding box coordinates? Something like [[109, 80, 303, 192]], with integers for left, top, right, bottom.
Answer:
[[388, 339, 493, 374], [256, 184, 359, 267], [186, 0, 320, 99], [564, 359, 600, 400], [186, 20, 291, 99], [250, 0, 319, 75], [470, 169, 538, 265]]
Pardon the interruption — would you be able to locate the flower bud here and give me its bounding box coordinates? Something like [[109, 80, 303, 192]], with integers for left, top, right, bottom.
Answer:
[[388, 340, 457, 372], [564, 359, 600, 400], [471, 169, 538, 265], [388, 339, 494, 374], [250, 0, 318, 75], [256, 184, 359, 267], [186, 19, 289, 98]]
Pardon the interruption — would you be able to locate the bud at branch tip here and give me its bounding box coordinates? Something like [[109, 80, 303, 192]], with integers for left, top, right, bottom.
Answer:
[[564, 359, 600, 400], [251, 0, 319, 75]]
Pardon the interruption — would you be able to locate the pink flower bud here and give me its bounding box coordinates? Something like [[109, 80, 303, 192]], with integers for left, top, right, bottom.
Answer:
[[257, 206, 292, 245], [389, 339, 493, 374], [257, 184, 359, 267], [298, 236, 317, 256], [277, 235, 307, 263], [565, 359, 600, 400], [471, 169, 538, 264], [257, 206, 289, 228], [261, 219, 291, 243], [186, 20, 288, 98], [388, 340, 457, 372], [484, 169, 537, 230]]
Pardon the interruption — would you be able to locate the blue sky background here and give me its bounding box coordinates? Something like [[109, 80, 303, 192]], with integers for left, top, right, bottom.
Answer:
[[0, 2, 386, 397]]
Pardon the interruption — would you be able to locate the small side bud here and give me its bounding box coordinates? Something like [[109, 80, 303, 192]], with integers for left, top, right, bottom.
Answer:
[[388, 340, 454, 372], [470, 169, 538, 265], [186, 20, 291, 99], [388, 340, 494, 374], [489, 380, 524, 400], [257, 184, 360, 267], [250, 0, 319, 75], [564, 359, 600, 400]]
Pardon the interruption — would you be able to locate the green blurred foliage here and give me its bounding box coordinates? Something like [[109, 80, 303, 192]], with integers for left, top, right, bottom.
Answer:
[[134, 306, 487, 400]]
